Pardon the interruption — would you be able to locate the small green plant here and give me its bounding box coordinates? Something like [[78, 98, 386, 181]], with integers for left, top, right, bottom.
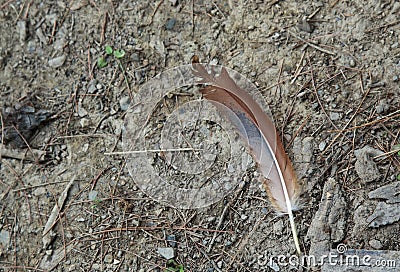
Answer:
[[105, 45, 113, 55], [97, 57, 108, 68], [113, 49, 125, 59], [97, 45, 126, 68], [97, 45, 131, 93], [164, 259, 184, 272]]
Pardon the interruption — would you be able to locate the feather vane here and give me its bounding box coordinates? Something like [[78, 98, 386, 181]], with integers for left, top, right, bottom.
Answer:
[[192, 62, 301, 254]]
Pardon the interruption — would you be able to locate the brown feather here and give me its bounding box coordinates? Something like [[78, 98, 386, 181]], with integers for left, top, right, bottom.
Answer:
[[192, 63, 302, 254], [193, 64, 300, 213]]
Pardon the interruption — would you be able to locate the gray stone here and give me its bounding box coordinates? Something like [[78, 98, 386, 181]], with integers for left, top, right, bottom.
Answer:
[[297, 19, 314, 33], [88, 190, 98, 201], [273, 220, 284, 233], [367, 202, 400, 228], [293, 136, 314, 179], [165, 18, 176, 30], [87, 80, 97, 94], [369, 239, 383, 249], [158, 247, 174, 259], [48, 55, 66, 68], [319, 141, 327, 151], [33, 187, 46, 196], [368, 182, 400, 203], [77, 104, 88, 117], [354, 146, 384, 183], [306, 178, 347, 269], [104, 253, 113, 263], [166, 235, 176, 247], [17, 20, 27, 43], [329, 112, 340, 121], [391, 1, 400, 13], [79, 118, 90, 128], [0, 230, 10, 247], [53, 37, 66, 51], [119, 96, 131, 111]]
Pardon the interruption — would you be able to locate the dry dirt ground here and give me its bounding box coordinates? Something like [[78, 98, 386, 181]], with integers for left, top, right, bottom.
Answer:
[[1, 0, 400, 271]]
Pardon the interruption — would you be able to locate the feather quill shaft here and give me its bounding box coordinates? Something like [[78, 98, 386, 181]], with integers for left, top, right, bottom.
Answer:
[[192, 63, 301, 254]]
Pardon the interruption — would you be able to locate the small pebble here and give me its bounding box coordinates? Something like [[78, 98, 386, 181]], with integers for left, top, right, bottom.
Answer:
[[27, 40, 36, 53], [53, 38, 66, 51], [319, 141, 327, 151], [166, 18, 176, 30], [48, 55, 66, 68], [33, 187, 46, 196], [104, 253, 113, 264], [80, 118, 90, 128], [297, 19, 314, 33], [261, 207, 268, 214], [88, 190, 98, 201], [87, 80, 97, 93], [158, 247, 175, 259], [17, 20, 27, 43], [77, 105, 88, 117], [329, 112, 340, 121], [166, 235, 177, 247], [36, 28, 48, 44], [131, 53, 140, 62], [391, 2, 400, 13], [369, 239, 383, 249], [393, 75, 399, 82], [119, 96, 131, 111]]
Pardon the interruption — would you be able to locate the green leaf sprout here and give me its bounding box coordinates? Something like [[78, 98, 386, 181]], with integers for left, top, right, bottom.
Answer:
[[105, 45, 113, 55], [113, 49, 125, 59], [97, 57, 108, 68]]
